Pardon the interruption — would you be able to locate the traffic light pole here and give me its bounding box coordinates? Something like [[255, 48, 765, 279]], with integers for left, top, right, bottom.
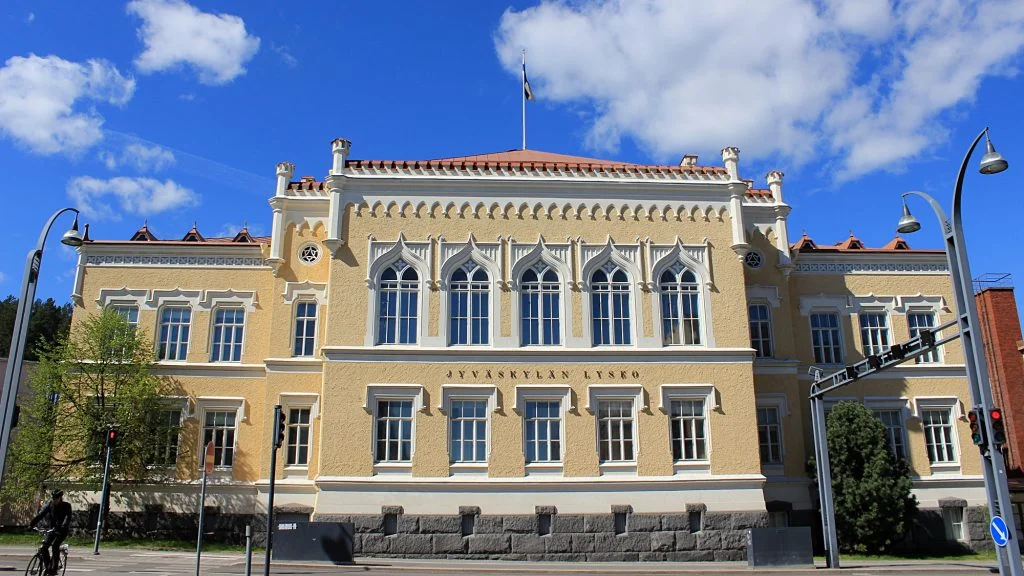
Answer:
[[264, 404, 283, 576], [93, 429, 115, 555]]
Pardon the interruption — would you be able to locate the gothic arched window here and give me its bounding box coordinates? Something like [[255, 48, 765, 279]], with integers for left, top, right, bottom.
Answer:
[[660, 264, 701, 345], [449, 262, 489, 345], [591, 263, 632, 346], [378, 260, 419, 344], [521, 264, 561, 345]]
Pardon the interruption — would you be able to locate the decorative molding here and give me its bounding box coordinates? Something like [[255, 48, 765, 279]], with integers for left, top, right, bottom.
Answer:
[[849, 294, 896, 313], [912, 396, 965, 420], [513, 385, 574, 412], [323, 346, 755, 364], [755, 393, 789, 417], [438, 384, 500, 413], [278, 392, 321, 420], [585, 384, 646, 412], [95, 287, 149, 309], [282, 281, 327, 304], [364, 384, 426, 413], [793, 261, 949, 275], [147, 288, 202, 309], [799, 294, 850, 316], [579, 237, 642, 289], [895, 294, 949, 314], [659, 384, 718, 412], [508, 236, 572, 289], [84, 254, 266, 268], [200, 289, 258, 311], [747, 285, 781, 308], [437, 234, 502, 289], [365, 233, 432, 287], [648, 238, 711, 289]]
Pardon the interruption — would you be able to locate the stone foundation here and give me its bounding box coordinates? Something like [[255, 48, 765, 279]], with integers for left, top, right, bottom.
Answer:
[[313, 509, 766, 561]]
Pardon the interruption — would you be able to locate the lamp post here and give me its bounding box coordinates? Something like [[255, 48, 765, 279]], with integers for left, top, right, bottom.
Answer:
[[898, 128, 1021, 576], [0, 208, 84, 492]]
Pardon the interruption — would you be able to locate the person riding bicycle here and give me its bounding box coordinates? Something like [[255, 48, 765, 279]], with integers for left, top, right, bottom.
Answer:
[[28, 490, 72, 576]]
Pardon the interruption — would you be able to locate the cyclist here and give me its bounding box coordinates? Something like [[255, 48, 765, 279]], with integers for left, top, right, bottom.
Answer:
[[28, 490, 72, 575]]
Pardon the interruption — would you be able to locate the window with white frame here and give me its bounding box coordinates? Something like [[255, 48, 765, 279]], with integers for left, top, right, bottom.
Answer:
[[671, 399, 707, 461], [286, 408, 312, 467], [660, 263, 701, 345], [922, 408, 957, 464], [748, 303, 773, 358], [524, 400, 561, 463], [875, 409, 907, 460], [942, 507, 966, 541], [202, 409, 237, 469], [591, 264, 632, 346], [148, 408, 181, 467], [211, 308, 245, 362], [597, 400, 635, 462], [449, 399, 487, 463], [378, 261, 419, 345], [521, 264, 560, 346], [111, 305, 139, 328], [293, 301, 317, 357], [158, 306, 191, 361], [449, 262, 489, 345], [375, 399, 414, 463], [859, 312, 890, 356], [757, 406, 782, 464], [908, 312, 940, 363], [810, 312, 843, 364]]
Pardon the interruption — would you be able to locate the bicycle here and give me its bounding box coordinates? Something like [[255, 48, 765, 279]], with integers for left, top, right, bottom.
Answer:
[[25, 527, 67, 576]]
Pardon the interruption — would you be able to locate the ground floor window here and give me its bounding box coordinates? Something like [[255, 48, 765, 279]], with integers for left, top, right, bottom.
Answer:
[[942, 507, 965, 541]]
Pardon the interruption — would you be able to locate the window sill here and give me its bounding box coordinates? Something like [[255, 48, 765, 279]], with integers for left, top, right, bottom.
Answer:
[[283, 467, 309, 479], [449, 463, 487, 476], [599, 462, 637, 476], [525, 463, 564, 476], [928, 462, 961, 475], [672, 461, 711, 475], [373, 463, 412, 475], [760, 463, 785, 475]]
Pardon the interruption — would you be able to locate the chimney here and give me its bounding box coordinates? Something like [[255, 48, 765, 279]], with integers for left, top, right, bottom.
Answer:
[[331, 138, 352, 175], [721, 147, 740, 180], [976, 284, 1024, 472], [275, 161, 295, 197], [679, 154, 698, 167], [766, 170, 784, 203]]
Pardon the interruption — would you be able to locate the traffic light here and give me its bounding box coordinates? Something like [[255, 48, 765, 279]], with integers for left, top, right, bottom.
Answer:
[[274, 406, 286, 449], [968, 409, 987, 448], [106, 428, 119, 449], [990, 408, 1007, 449]]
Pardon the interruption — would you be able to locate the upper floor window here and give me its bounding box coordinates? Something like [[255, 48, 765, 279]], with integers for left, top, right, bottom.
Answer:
[[286, 407, 312, 467], [875, 409, 906, 461], [211, 308, 245, 362], [449, 263, 489, 345], [661, 264, 701, 345], [757, 406, 782, 465], [375, 399, 413, 463], [111, 305, 139, 328], [859, 312, 890, 357], [748, 303, 772, 358], [524, 400, 561, 463], [671, 399, 708, 462], [158, 306, 191, 361], [922, 408, 957, 464], [521, 265, 561, 346], [597, 399, 635, 462], [810, 312, 842, 364], [202, 409, 237, 469], [148, 408, 181, 467], [293, 301, 317, 357], [449, 399, 488, 463], [592, 264, 631, 346], [908, 312, 940, 364], [378, 261, 418, 345]]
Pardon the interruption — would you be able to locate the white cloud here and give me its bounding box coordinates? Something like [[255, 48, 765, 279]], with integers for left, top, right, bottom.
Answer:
[[67, 176, 198, 221], [100, 142, 176, 172], [26, 12, 35, 24], [495, 0, 1024, 180], [127, 0, 260, 85], [0, 54, 135, 155], [271, 43, 298, 68], [178, 92, 196, 101], [0, 272, 5, 284]]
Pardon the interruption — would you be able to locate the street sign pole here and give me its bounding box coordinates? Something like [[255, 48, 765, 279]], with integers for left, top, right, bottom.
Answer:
[[264, 404, 282, 576], [195, 441, 214, 576], [93, 429, 114, 555]]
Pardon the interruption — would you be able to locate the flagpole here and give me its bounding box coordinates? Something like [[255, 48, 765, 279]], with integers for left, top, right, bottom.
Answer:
[[521, 49, 527, 150]]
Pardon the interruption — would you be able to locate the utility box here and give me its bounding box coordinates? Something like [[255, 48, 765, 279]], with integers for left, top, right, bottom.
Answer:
[[272, 521, 354, 563], [747, 527, 814, 567]]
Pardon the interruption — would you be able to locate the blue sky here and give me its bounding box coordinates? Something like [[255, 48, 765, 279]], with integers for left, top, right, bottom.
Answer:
[[2, 0, 1024, 319]]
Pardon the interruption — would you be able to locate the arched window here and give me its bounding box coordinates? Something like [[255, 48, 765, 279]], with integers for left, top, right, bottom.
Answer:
[[378, 260, 419, 344], [521, 264, 560, 345], [449, 262, 489, 345], [591, 263, 631, 346], [660, 263, 701, 345]]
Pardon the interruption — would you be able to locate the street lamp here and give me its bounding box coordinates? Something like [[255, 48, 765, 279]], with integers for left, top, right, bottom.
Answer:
[[898, 128, 1021, 576], [0, 208, 84, 492]]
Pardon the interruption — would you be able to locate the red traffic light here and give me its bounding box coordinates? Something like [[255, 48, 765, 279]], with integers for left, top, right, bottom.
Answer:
[[968, 411, 979, 423], [991, 409, 1003, 421]]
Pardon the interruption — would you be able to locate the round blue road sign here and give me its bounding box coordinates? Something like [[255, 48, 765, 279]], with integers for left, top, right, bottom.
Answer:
[[991, 516, 1009, 547]]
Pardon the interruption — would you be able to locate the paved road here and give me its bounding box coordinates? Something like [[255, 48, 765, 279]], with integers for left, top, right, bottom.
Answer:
[[0, 546, 1005, 575]]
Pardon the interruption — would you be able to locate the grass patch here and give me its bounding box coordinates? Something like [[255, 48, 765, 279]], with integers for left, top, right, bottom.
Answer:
[[815, 549, 998, 562], [0, 532, 249, 553]]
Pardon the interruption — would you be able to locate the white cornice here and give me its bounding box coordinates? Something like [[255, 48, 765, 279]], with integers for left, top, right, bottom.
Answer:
[[322, 346, 754, 364], [314, 473, 766, 488], [792, 252, 948, 275], [81, 243, 267, 269]]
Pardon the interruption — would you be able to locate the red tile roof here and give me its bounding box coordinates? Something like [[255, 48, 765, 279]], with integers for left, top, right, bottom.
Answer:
[[791, 233, 941, 253]]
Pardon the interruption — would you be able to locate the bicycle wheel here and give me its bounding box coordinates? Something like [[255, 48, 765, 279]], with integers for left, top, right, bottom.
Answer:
[[59, 549, 68, 576], [24, 554, 43, 576]]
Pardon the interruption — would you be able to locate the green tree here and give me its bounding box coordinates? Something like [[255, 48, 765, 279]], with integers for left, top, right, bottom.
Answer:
[[0, 296, 73, 361], [813, 401, 918, 554], [1, 309, 183, 509]]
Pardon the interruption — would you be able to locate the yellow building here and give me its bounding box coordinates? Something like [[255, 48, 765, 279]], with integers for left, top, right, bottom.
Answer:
[[70, 142, 988, 559]]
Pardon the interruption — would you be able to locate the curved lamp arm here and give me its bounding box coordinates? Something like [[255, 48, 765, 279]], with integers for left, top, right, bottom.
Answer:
[[951, 128, 988, 236], [902, 191, 950, 234], [36, 207, 79, 253]]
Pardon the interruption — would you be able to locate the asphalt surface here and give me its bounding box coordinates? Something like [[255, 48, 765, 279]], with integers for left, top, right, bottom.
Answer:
[[0, 545, 1007, 575]]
